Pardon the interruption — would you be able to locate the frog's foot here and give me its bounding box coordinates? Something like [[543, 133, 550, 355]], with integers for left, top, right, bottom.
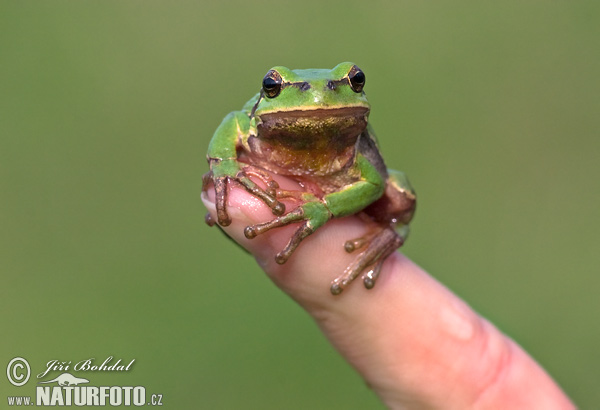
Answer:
[[240, 165, 280, 198], [330, 227, 404, 295], [244, 201, 331, 264], [232, 169, 286, 221], [244, 207, 313, 264], [202, 169, 285, 227]]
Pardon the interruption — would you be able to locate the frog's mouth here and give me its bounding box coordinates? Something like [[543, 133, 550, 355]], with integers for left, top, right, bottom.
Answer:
[[256, 106, 370, 148]]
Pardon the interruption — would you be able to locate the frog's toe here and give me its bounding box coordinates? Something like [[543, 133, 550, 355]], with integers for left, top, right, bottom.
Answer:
[[362, 260, 384, 289], [214, 177, 232, 226], [274, 222, 313, 264], [204, 212, 217, 227], [330, 282, 344, 295], [344, 237, 368, 253], [236, 170, 286, 216], [272, 201, 285, 216], [242, 165, 279, 196], [243, 208, 316, 264], [243, 225, 258, 239], [218, 215, 232, 227], [343, 227, 382, 253], [201, 171, 213, 192], [244, 208, 305, 240], [265, 180, 279, 197], [201, 171, 231, 226], [330, 227, 403, 295]]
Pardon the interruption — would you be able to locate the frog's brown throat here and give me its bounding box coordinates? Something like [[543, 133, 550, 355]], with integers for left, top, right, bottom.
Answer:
[[248, 106, 369, 177]]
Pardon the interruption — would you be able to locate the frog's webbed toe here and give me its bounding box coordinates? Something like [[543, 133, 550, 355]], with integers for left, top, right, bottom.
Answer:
[[330, 226, 404, 295]]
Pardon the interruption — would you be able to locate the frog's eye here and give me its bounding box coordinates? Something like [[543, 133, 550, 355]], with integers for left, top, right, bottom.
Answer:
[[262, 70, 283, 98], [348, 66, 366, 93]]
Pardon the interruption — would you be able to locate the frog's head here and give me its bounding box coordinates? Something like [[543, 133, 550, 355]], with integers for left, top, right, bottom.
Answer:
[[251, 62, 370, 146]]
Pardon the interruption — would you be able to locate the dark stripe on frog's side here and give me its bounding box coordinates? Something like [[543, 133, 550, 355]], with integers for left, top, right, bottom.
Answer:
[[357, 129, 388, 180], [326, 78, 358, 91], [293, 81, 311, 91]]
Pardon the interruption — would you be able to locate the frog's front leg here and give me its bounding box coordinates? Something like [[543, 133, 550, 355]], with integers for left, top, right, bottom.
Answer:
[[203, 111, 285, 226], [244, 154, 386, 265]]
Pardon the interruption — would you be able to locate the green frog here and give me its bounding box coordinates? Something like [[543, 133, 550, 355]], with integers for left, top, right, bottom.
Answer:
[[203, 62, 416, 295]]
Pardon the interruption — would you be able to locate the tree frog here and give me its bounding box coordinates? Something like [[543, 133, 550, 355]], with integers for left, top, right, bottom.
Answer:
[[203, 62, 416, 295]]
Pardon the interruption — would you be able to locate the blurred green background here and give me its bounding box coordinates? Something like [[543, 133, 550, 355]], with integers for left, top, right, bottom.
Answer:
[[1, 1, 598, 408]]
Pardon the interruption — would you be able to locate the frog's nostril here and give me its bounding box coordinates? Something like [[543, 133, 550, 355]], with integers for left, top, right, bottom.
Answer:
[[327, 80, 336, 90], [300, 82, 311, 91]]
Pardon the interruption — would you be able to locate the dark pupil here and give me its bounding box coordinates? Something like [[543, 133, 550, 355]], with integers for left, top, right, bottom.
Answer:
[[263, 77, 277, 90], [352, 71, 365, 85]]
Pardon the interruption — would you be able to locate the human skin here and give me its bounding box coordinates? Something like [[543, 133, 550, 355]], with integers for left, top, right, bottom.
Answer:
[[202, 174, 574, 409]]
